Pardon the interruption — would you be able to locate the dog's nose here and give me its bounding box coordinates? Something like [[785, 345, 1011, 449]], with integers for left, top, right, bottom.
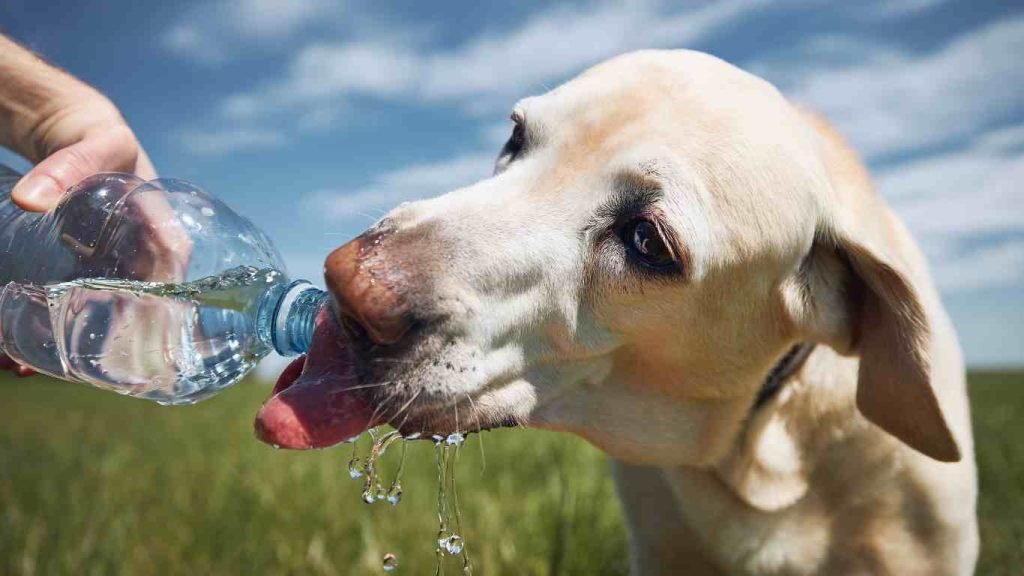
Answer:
[[324, 234, 413, 346]]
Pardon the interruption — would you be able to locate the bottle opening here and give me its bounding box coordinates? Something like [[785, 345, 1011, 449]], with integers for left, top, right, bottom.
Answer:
[[271, 281, 328, 356]]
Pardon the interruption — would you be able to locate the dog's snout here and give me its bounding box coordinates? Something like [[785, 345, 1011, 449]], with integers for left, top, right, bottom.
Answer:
[[324, 233, 414, 346]]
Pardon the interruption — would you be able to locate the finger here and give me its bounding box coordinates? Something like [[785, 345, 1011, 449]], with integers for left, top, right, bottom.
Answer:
[[0, 353, 35, 377], [134, 146, 158, 180], [12, 125, 140, 212]]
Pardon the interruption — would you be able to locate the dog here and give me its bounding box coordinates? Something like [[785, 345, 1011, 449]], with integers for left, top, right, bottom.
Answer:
[[256, 50, 978, 575]]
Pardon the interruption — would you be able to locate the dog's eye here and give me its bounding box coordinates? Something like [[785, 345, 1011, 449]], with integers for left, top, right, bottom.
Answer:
[[503, 121, 526, 160], [622, 219, 675, 269], [494, 117, 527, 175]]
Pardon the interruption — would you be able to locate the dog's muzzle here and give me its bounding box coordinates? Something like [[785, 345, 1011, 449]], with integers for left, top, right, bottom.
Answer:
[[325, 231, 417, 346]]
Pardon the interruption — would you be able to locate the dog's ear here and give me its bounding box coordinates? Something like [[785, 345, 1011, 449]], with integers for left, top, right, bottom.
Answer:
[[790, 226, 961, 463]]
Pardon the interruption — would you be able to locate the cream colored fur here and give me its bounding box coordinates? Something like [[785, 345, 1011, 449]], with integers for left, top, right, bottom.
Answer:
[[367, 50, 977, 575]]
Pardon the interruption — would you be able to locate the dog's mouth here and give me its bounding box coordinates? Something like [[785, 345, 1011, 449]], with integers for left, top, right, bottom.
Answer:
[[253, 309, 378, 449], [253, 307, 522, 449]]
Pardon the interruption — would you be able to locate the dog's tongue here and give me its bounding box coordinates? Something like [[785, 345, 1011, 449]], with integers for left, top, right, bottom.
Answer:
[[254, 309, 376, 449]]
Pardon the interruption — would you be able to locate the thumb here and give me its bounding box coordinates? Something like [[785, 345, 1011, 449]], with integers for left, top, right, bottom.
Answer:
[[11, 126, 140, 212]]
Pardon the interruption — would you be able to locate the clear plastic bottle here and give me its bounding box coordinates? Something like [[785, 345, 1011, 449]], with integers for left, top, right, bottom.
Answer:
[[0, 165, 327, 404]]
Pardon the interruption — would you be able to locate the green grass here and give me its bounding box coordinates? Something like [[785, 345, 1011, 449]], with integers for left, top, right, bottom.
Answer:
[[0, 376, 627, 576], [1, 372, 1022, 575], [970, 371, 1024, 576]]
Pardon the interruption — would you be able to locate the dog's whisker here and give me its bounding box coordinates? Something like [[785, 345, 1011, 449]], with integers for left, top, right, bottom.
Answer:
[[391, 387, 424, 424], [395, 411, 413, 434], [340, 381, 392, 392], [371, 357, 417, 366], [369, 387, 400, 425], [452, 394, 461, 434], [463, 392, 487, 476], [347, 210, 383, 223]]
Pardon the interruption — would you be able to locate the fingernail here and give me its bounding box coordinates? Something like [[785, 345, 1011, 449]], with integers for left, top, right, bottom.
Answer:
[[12, 175, 59, 211]]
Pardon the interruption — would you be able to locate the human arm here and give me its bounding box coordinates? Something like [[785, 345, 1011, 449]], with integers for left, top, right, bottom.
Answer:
[[0, 33, 155, 212]]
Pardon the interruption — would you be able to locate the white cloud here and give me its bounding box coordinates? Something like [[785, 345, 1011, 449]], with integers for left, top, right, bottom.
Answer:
[[220, 0, 768, 117], [162, 0, 339, 62], [756, 16, 1024, 160], [855, 0, 949, 18], [927, 240, 1024, 293], [975, 122, 1024, 153], [302, 152, 496, 221], [295, 105, 346, 133], [730, 14, 1024, 298], [162, 24, 227, 64], [178, 128, 288, 156], [229, 0, 336, 40], [878, 127, 1024, 293], [280, 42, 421, 101], [420, 0, 764, 103], [481, 120, 515, 148], [881, 141, 1024, 237]]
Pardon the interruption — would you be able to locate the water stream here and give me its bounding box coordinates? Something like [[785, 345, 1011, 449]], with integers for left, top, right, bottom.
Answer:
[[346, 429, 473, 574]]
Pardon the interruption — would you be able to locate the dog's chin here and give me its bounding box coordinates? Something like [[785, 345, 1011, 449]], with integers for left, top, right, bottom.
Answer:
[[253, 310, 519, 449], [387, 400, 523, 439]]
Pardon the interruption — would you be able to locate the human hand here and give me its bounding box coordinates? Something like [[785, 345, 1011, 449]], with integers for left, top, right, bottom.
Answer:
[[1, 95, 168, 378], [0, 35, 184, 378], [1, 104, 193, 378], [10, 92, 156, 212]]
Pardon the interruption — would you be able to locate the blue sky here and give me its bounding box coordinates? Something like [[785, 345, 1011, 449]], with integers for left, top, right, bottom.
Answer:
[[1, 0, 1021, 367]]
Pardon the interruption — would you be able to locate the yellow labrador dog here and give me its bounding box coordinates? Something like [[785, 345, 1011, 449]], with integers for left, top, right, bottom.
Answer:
[[256, 50, 978, 575]]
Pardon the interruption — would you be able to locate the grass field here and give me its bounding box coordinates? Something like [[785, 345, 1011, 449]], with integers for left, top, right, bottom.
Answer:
[[1, 371, 1021, 575]]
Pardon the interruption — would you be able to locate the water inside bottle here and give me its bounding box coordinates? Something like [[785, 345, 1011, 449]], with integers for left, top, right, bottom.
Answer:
[[39, 265, 287, 404]]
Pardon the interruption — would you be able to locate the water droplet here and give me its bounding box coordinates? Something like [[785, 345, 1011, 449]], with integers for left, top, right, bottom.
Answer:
[[386, 484, 403, 505], [200, 206, 215, 217], [88, 332, 96, 340], [347, 457, 364, 479], [445, 534, 464, 555], [362, 489, 376, 504], [445, 432, 465, 447], [382, 553, 398, 571], [402, 432, 422, 440]]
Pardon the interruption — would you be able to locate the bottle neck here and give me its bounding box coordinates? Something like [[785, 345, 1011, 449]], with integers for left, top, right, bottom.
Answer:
[[266, 281, 329, 356]]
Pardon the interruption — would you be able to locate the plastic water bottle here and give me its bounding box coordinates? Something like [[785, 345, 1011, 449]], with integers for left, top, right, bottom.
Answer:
[[0, 165, 328, 404]]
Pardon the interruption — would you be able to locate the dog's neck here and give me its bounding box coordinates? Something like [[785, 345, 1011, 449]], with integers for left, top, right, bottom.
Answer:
[[752, 343, 816, 410]]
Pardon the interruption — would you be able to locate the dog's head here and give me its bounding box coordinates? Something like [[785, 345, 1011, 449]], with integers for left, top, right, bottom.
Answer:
[[256, 50, 960, 469]]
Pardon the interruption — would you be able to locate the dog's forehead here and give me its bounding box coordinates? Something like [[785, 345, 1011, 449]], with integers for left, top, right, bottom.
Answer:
[[510, 51, 827, 273], [518, 62, 670, 141], [521, 50, 770, 134]]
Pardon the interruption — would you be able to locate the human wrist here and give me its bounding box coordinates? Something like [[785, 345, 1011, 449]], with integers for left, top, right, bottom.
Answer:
[[0, 35, 106, 158]]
